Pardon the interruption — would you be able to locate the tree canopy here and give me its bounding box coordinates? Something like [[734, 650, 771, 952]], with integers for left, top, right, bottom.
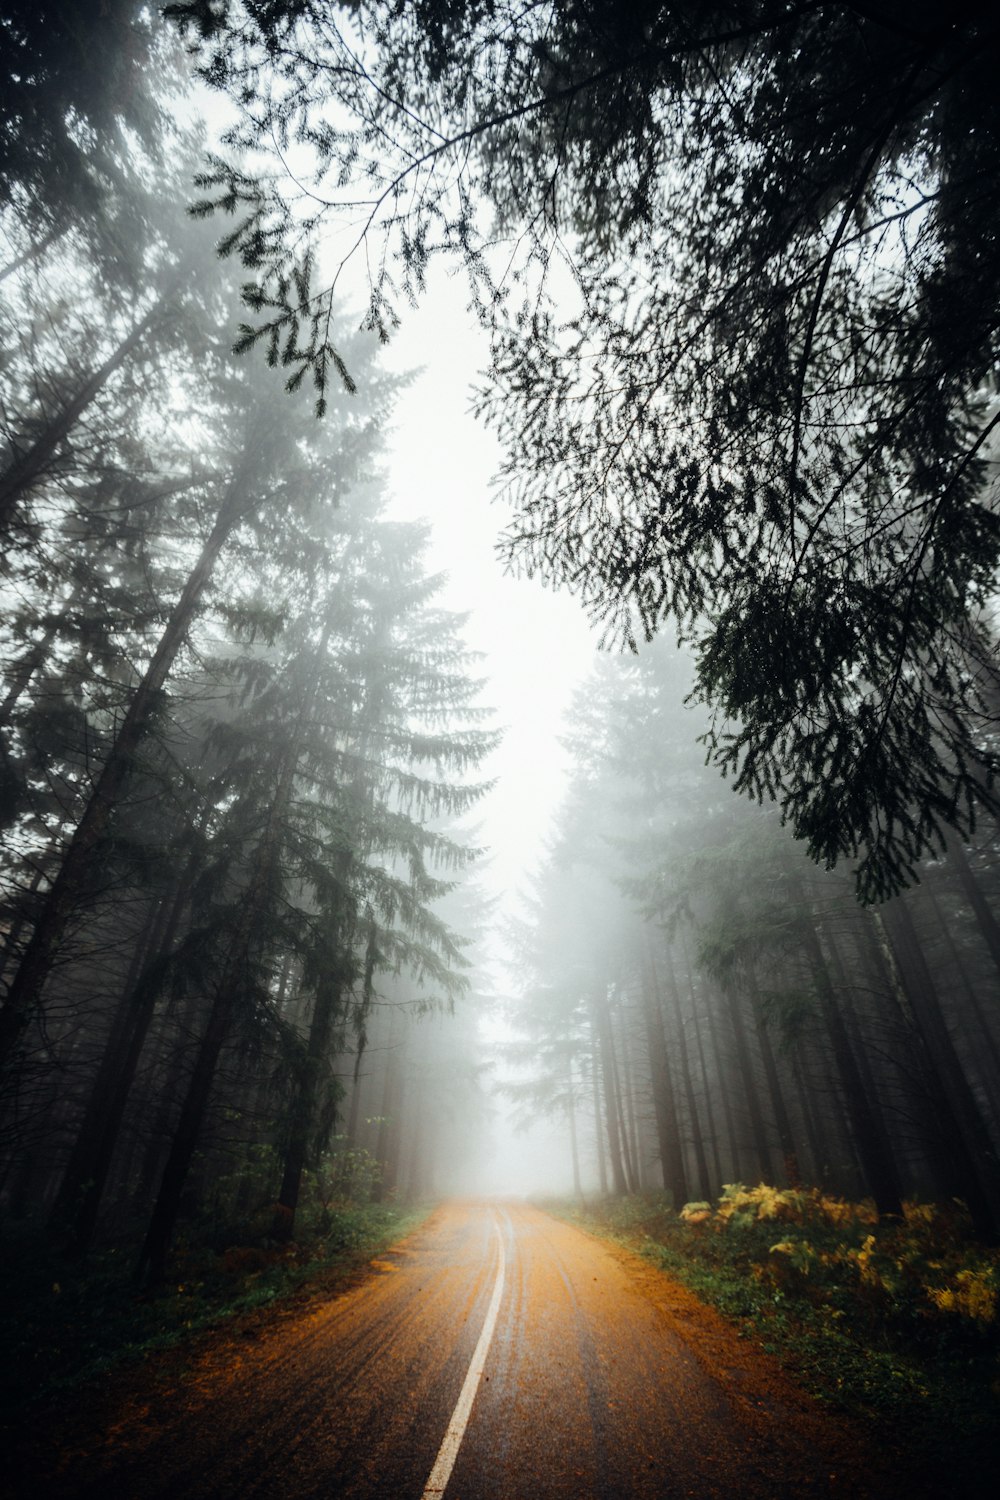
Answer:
[[164, 0, 1000, 899]]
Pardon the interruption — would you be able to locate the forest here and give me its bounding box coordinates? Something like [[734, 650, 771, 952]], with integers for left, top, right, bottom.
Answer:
[[2, 4, 1000, 1495], [0, 14, 497, 1298]]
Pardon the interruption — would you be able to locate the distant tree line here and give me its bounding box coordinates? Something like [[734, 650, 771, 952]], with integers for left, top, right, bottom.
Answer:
[[508, 643, 1000, 1241], [0, 28, 493, 1282]]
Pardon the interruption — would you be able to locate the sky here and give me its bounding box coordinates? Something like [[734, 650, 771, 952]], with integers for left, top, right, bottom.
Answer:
[[380, 269, 599, 925], [378, 270, 599, 1197], [191, 85, 600, 1194]]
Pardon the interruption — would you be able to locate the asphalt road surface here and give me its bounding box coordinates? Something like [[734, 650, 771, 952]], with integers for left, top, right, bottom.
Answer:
[[36, 1201, 899, 1499]]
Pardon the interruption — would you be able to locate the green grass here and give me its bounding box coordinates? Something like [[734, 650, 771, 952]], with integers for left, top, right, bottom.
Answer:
[[544, 1191, 1000, 1496], [0, 1200, 429, 1414]]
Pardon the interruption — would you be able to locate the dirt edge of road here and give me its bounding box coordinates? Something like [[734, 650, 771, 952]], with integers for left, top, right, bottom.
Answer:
[[5, 1207, 446, 1492], [10, 1203, 920, 1498]]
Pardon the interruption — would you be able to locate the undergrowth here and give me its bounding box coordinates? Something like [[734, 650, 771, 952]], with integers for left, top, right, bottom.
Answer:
[[547, 1184, 1000, 1496], [0, 1200, 427, 1415]]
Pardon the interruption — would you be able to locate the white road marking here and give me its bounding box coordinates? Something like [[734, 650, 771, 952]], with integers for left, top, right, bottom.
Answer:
[[421, 1210, 507, 1498]]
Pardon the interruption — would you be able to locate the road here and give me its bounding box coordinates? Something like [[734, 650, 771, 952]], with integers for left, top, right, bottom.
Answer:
[[35, 1201, 900, 1499]]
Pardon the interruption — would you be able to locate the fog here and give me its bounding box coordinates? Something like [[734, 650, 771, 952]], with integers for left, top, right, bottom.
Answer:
[[3, 7, 1000, 1281]]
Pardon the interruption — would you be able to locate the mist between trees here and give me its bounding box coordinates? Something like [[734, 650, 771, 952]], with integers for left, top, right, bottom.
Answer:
[[0, 23, 498, 1287], [502, 641, 1000, 1242], [2, 0, 1000, 1313]]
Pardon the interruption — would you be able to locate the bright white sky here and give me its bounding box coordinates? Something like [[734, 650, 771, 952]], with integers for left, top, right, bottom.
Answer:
[[380, 270, 597, 1196], [380, 268, 599, 924]]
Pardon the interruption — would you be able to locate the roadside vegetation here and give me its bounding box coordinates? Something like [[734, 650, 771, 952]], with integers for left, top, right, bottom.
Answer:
[[554, 1187, 999, 1493], [0, 1148, 427, 1415]]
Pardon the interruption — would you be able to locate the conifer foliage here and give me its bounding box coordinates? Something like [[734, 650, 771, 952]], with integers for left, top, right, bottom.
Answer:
[[165, 0, 1000, 898], [0, 39, 494, 1282], [510, 641, 1000, 1240]]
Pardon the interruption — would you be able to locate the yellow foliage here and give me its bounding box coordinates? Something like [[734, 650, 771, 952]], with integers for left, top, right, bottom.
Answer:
[[902, 1200, 937, 1227], [926, 1269, 997, 1326], [769, 1239, 817, 1276], [713, 1182, 876, 1229]]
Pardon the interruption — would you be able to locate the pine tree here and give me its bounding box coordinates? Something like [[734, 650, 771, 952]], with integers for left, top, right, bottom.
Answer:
[[167, 0, 1000, 898]]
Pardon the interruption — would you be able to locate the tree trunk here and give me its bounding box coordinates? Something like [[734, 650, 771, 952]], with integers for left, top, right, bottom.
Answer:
[[945, 832, 1000, 983], [877, 900, 1000, 1240], [661, 943, 711, 1202], [799, 913, 904, 1216], [51, 869, 193, 1256], [923, 882, 1000, 1104], [0, 470, 248, 1070], [704, 978, 743, 1181], [272, 974, 344, 1239], [0, 300, 164, 527], [721, 979, 773, 1182], [592, 987, 628, 1196], [566, 1055, 582, 1198], [743, 952, 799, 1185], [641, 944, 688, 1206], [687, 967, 723, 1194], [591, 1054, 608, 1196], [608, 1000, 638, 1192], [137, 748, 297, 1285]]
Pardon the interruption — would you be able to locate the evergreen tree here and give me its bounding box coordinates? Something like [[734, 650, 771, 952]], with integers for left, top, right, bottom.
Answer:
[[168, 0, 1000, 897]]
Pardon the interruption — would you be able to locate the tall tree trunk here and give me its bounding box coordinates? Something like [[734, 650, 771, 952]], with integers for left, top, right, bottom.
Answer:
[[743, 953, 799, 1185], [703, 978, 743, 1181], [611, 1008, 641, 1194], [51, 867, 194, 1256], [622, 1019, 644, 1189], [945, 832, 1000, 983], [721, 979, 773, 1182], [799, 913, 904, 1216], [374, 1014, 403, 1202], [0, 468, 250, 1070], [788, 1043, 828, 1186], [661, 943, 711, 1202], [877, 900, 1000, 1240], [686, 965, 723, 1193], [923, 882, 1000, 1104], [137, 747, 297, 1285], [641, 944, 688, 1206], [566, 1055, 582, 1198], [0, 300, 164, 527], [592, 987, 628, 1196], [591, 1053, 608, 1196], [272, 973, 344, 1239]]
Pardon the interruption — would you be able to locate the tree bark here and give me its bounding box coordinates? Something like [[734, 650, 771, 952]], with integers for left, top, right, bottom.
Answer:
[[721, 978, 773, 1182], [566, 1055, 582, 1198], [799, 913, 904, 1216], [272, 973, 344, 1239], [0, 469, 249, 1070], [661, 943, 712, 1201], [945, 832, 1000, 984], [51, 867, 194, 1256], [137, 745, 297, 1285], [592, 987, 628, 1196], [641, 944, 688, 1207], [877, 899, 1000, 1240]]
